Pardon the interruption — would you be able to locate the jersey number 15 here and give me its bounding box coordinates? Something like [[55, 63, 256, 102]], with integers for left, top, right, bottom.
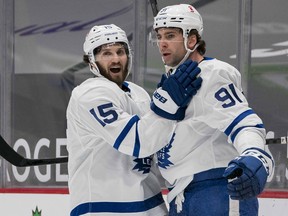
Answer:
[[90, 102, 118, 127]]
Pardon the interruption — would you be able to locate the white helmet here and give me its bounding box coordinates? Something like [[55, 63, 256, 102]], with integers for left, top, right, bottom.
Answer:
[[153, 4, 203, 37], [83, 24, 132, 77]]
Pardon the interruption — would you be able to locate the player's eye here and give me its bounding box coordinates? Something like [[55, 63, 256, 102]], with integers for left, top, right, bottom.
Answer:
[[102, 51, 112, 56], [117, 49, 125, 56], [166, 33, 175, 40]]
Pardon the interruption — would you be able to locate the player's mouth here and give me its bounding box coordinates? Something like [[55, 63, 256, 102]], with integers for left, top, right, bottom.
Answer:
[[109, 66, 122, 73], [162, 53, 171, 62], [161, 50, 171, 57]]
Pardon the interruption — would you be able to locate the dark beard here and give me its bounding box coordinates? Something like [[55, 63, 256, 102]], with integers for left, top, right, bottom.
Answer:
[[96, 62, 129, 87]]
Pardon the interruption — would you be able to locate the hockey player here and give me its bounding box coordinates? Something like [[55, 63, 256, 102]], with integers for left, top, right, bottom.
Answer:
[[151, 4, 275, 216], [66, 24, 202, 215]]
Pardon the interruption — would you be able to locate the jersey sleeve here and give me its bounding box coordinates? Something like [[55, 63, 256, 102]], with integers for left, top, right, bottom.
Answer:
[[72, 80, 176, 158], [196, 62, 266, 153]]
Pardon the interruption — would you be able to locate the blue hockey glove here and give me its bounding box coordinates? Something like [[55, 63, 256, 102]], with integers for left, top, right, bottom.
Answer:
[[162, 60, 202, 106], [223, 148, 274, 200], [157, 73, 168, 88], [151, 59, 202, 120]]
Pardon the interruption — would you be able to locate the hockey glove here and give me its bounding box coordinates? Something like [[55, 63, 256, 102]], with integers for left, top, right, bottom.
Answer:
[[157, 73, 168, 88], [223, 147, 274, 200], [151, 59, 202, 120]]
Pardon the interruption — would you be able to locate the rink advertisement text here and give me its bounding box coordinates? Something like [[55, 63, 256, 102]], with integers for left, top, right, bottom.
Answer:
[[5, 138, 68, 185], [5, 134, 288, 190]]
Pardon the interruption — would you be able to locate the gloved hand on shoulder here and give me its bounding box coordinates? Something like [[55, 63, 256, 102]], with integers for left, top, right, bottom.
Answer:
[[223, 147, 274, 200], [151, 59, 202, 120]]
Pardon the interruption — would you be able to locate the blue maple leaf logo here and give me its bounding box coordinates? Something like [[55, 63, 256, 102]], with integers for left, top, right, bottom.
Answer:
[[157, 133, 175, 169], [132, 156, 152, 174]]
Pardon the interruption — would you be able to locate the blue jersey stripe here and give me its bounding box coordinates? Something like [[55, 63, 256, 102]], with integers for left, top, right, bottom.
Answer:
[[70, 192, 164, 215], [230, 124, 264, 143], [113, 115, 140, 150], [133, 121, 140, 157], [224, 109, 255, 136]]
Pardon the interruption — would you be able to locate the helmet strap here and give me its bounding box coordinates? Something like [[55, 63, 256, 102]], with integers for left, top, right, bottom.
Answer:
[[164, 39, 199, 74]]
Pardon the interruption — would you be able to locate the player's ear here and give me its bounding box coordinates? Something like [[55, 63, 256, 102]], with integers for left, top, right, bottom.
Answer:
[[187, 34, 197, 50]]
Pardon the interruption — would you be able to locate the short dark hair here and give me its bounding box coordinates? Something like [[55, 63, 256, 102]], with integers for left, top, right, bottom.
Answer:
[[83, 54, 89, 63]]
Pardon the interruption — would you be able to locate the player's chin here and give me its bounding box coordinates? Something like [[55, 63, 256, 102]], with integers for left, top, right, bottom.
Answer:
[[109, 73, 125, 85], [163, 55, 173, 66]]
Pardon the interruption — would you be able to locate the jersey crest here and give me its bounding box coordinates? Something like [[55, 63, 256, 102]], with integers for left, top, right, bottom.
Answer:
[[132, 156, 153, 174], [157, 133, 175, 169]]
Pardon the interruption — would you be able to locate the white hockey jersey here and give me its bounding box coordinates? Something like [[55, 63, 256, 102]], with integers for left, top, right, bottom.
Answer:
[[66, 77, 176, 215], [157, 58, 267, 203]]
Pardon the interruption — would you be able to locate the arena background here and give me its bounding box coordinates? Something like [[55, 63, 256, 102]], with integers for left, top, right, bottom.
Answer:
[[0, 0, 287, 215]]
